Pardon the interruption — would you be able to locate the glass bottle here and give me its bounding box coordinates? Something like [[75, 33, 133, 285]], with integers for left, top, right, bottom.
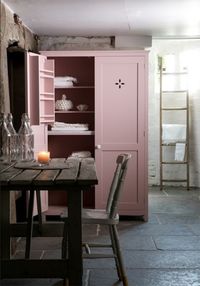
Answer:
[[25, 114, 34, 160], [6, 113, 18, 161], [18, 113, 32, 161], [0, 113, 12, 163]]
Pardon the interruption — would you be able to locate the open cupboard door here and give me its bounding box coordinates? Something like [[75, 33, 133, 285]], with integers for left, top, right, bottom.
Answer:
[[25, 51, 55, 125], [25, 51, 55, 215]]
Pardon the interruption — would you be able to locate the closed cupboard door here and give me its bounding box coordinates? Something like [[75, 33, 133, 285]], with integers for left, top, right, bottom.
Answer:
[[95, 55, 148, 218]]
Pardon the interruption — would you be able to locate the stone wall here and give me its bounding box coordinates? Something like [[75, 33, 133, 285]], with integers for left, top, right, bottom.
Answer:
[[0, 2, 38, 237], [0, 1, 38, 113], [39, 35, 114, 51]]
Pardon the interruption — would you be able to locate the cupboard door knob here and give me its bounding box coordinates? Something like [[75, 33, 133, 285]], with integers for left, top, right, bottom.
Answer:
[[95, 145, 101, 149]]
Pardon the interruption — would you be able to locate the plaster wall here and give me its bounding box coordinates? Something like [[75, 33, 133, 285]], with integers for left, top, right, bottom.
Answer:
[[149, 39, 200, 187]]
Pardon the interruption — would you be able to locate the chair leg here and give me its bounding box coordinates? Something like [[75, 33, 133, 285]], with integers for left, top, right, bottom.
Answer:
[[62, 220, 68, 259], [110, 225, 128, 286], [25, 190, 35, 259], [109, 225, 122, 279]]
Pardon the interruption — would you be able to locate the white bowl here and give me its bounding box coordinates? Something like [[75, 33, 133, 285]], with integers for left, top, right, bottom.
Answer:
[[76, 104, 88, 111]]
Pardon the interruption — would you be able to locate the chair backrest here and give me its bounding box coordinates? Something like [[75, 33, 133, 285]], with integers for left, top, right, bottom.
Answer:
[[106, 154, 131, 218]]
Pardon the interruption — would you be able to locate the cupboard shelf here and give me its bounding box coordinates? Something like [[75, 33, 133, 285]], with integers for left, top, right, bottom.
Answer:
[[55, 86, 94, 89], [40, 92, 54, 96], [40, 98, 54, 101], [48, 130, 94, 135], [40, 68, 54, 74], [40, 74, 54, 79], [55, 110, 94, 114], [41, 114, 54, 118]]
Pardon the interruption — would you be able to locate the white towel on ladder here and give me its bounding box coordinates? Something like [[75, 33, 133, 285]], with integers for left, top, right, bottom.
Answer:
[[175, 143, 186, 161]]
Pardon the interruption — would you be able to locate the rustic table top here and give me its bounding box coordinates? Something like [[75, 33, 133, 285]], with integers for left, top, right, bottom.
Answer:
[[0, 157, 98, 190]]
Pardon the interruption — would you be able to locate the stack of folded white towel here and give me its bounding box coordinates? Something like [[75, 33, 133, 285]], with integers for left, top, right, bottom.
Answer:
[[51, 121, 89, 131], [54, 76, 77, 88]]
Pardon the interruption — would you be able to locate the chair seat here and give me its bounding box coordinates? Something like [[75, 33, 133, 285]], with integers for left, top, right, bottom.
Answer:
[[61, 208, 119, 225], [82, 208, 119, 225]]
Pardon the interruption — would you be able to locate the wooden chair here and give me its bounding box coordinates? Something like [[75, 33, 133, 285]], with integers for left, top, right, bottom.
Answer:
[[62, 153, 131, 286]]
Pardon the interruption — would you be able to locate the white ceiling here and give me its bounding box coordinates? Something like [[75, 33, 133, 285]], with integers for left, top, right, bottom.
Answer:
[[3, 0, 200, 38]]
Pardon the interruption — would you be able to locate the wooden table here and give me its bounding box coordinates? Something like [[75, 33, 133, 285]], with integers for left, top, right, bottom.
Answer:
[[0, 157, 98, 286]]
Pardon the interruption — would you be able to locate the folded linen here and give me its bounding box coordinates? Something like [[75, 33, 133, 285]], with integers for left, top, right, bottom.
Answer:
[[54, 76, 77, 88], [71, 151, 92, 158], [54, 76, 77, 82], [52, 122, 89, 131]]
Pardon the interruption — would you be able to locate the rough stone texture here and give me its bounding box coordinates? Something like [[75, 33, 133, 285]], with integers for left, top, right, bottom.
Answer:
[[39, 36, 114, 51], [0, 2, 38, 113], [0, 2, 38, 244]]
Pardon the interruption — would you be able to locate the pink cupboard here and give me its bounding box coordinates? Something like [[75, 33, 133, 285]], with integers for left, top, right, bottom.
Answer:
[[26, 50, 148, 220]]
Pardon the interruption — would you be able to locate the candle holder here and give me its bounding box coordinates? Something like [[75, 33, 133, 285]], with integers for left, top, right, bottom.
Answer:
[[37, 151, 50, 166]]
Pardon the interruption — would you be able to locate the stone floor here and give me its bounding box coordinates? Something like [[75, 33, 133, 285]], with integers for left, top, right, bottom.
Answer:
[[1, 186, 200, 286]]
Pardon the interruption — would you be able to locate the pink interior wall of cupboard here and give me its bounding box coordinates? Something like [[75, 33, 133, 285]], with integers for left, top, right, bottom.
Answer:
[[48, 135, 94, 158], [51, 57, 94, 85]]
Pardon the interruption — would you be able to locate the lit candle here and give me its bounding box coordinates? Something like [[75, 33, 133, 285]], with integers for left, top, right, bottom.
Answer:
[[37, 151, 50, 164]]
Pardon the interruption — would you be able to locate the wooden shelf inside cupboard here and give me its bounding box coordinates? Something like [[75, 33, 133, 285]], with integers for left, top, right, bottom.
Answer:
[[48, 130, 94, 135], [55, 85, 94, 89], [55, 111, 94, 114]]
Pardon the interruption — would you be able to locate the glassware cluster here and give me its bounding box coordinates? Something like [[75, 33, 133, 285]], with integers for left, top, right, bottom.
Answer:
[[0, 113, 34, 163]]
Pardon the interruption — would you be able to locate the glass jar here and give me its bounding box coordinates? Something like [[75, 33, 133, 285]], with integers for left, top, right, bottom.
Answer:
[[25, 114, 34, 160], [0, 113, 12, 163], [6, 113, 18, 161], [18, 113, 32, 161]]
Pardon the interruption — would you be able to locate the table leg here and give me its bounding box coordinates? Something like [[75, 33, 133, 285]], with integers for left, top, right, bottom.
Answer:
[[0, 190, 10, 278], [67, 189, 83, 286], [25, 190, 35, 259], [36, 190, 43, 234]]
